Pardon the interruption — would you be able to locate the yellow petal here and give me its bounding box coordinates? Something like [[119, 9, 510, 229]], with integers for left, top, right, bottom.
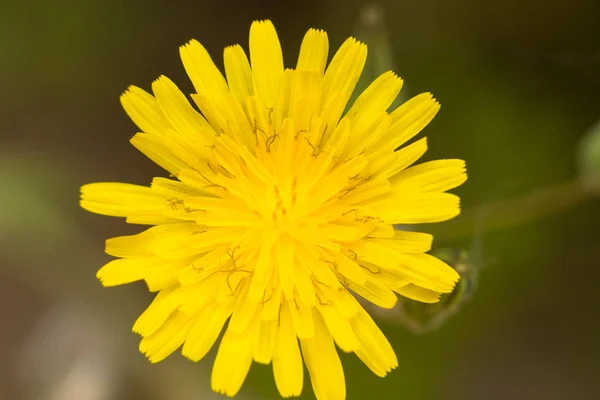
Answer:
[[144, 264, 182, 292], [358, 263, 409, 289], [151, 75, 212, 134], [353, 240, 459, 293], [391, 159, 468, 192], [190, 92, 252, 145], [139, 311, 193, 363], [260, 272, 282, 320], [301, 310, 346, 400], [347, 70, 402, 114], [211, 326, 254, 397], [411, 253, 461, 291], [297, 28, 329, 75], [105, 223, 199, 258], [276, 235, 296, 300], [368, 137, 428, 179], [294, 261, 316, 307], [247, 230, 277, 302], [346, 278, 398, 309], [273, 303, 304, 398], [96, 257, 162, 286], [80, 182, 166, 218], [327, 250, 369, 285], [252, 318, 278, 364], [350, 307, 397, 377], [346, 71, 402, 145], [299, 247, 341, 288], [182, 300, 233, 361], [181, 39, 254, 138], [321, 38, 367, 120], [300, 155, 368, 217], [224, 44, 254, 110], [338, 177, 391, 206], [318, 114, 349, 156], [151, 229, 208, 260], [120, 86, 170, 136], [151, 76, 216, 165], [288, 70, 321, 127], [392, 230, 434, 250], [249, 20, 284, 107], [179, 39, 229, 101], [367, 230, 434, 254], [133, 285, 189, 336], [319, 92, 349, 147], [385, 92, 440, 150], [375, 192, 461, 224], [129, 133, 188, 177], [178, 275, 222, 314], [105, 231, 156, 258], [317, 305, 359, 353], [366, 223, 396, 239], [229, 285, 260, 334], [289, 301, 314, 340], [150, 177, 214, 198], [394, 283, 442, 303], [330, 288, 362, 319]]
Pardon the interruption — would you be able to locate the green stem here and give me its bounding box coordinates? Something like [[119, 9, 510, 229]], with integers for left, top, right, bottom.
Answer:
[[431, 179, 591, 241]]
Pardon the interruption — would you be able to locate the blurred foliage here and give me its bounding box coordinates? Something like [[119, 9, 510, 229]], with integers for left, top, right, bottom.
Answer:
[[578, 120, 600, 193]]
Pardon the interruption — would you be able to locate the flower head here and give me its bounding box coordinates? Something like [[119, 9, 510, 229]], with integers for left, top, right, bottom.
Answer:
[[81, 20, 466, 400]]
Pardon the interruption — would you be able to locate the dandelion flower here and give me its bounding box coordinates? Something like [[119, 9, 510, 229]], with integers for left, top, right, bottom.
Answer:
[[81, 20, 467, 400]]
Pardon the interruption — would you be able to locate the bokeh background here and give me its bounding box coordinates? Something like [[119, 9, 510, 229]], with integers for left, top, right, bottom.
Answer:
[[2, 0, 600, 399]]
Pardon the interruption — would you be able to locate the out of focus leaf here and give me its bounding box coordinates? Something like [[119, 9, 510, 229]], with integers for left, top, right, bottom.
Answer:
[[577, 119, 600, 193], [349, 3, 409, 112]]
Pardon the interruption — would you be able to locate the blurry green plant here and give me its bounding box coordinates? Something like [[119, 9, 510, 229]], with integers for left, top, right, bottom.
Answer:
[[578, 120, 600, 194]]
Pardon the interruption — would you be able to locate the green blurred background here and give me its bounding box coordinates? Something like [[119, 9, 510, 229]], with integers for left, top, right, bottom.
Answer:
[[1, 0, 599, 399]]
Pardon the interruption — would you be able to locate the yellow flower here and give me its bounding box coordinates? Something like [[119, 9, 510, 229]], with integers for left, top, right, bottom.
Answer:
[[80, 20, 466, 400]]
